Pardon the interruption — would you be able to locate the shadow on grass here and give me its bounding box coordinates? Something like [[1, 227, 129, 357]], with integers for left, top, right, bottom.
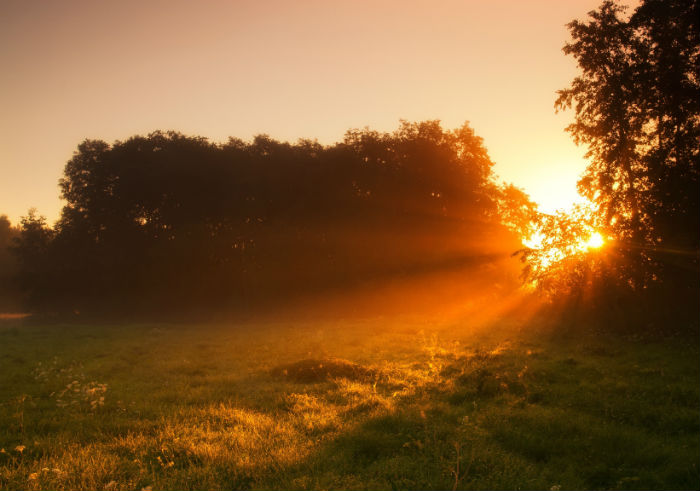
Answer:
[[248, 342, 700, 491], [2, 323, 698, 491]]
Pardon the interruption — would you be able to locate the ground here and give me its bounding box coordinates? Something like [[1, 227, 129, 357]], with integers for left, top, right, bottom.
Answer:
[[0, 316, 698, 490]]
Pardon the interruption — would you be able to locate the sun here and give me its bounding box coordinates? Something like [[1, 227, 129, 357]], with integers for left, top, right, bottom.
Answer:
[[520, 201, 608, 286], [583, 231, 604, 250]]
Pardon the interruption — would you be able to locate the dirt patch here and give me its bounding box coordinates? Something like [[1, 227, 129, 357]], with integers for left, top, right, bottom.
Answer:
[[272, 358, 376, 383]]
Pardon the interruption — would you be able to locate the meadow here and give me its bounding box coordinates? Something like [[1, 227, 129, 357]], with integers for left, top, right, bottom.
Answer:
[[0, 315, 698, 490]]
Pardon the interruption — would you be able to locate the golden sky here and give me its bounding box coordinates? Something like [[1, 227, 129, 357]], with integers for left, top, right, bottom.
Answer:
[[0, 0, 636, 225]]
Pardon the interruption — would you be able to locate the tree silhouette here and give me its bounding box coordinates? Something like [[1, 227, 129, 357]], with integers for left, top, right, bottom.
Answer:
[[0, 215, 20, 311], [10, 210, 55, 311], [13, 122, 529, 318], [556, 0, 700, 291], [517, 0, 700, 331]]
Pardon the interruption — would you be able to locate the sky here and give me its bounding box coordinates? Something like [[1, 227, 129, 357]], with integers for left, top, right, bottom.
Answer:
[[0, 0, 637, 226]]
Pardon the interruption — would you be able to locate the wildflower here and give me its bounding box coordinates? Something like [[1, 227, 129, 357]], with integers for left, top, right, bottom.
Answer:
[[28, 472, 38, 481], [15, 445, 26, 453]]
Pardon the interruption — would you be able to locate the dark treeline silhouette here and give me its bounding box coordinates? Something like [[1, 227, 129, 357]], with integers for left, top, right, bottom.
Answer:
[[7, 121, 532, 319], [5, 2, 696, 330], [0, 215, 20, 312], [522, 0, 699, 333]]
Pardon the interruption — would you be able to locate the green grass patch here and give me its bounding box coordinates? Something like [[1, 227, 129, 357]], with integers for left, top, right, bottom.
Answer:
[[0, 318, 698, 490]]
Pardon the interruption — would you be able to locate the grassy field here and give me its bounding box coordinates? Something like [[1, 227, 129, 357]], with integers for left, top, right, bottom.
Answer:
[[0, 315, 698, 490]]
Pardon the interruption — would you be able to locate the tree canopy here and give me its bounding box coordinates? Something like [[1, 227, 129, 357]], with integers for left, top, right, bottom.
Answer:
[[555, 0, 699, 290], [8, 121, 529, 318], [516, 0, 700, 331], [0, 215, 20, 311]]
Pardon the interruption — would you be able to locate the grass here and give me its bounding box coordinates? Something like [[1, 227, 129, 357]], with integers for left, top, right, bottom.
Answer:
[[0, 315, 698, 490]]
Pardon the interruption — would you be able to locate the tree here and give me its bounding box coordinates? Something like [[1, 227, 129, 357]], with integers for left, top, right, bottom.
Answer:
[[0, 215, 20, 311], [556, 0, 699, 292], [524, 0, 700, 331], [10, 209, 55, 311], [22, 122, 527, 318], [495, 184, 538, 239]]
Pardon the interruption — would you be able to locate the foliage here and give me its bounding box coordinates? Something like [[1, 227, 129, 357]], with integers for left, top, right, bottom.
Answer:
[[495, 184, 538, 239], [0, 216, 20, 311], [516, 205, 606, 299], [516, 0, 700, 329], [8, 211, 54, 312], [555, 0, 700, 290], [10, 121, 530, 317]]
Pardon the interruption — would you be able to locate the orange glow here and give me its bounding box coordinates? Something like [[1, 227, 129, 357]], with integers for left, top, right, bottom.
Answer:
[[583, 231, 604, 250], [521, 200, 607, 284], [524, 227, 605, 259], [0, 0, 640, 226]]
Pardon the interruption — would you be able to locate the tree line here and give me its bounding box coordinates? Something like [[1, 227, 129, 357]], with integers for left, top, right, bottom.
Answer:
[[2, 0, 697, 330], [4, 121, 533, 318], [0, 215, 20, 312]]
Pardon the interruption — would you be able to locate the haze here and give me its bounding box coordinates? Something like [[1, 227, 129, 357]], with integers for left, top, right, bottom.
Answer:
[[1, 0, 635, 224]]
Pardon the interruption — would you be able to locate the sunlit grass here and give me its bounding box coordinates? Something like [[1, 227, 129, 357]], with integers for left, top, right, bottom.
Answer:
[[0, 318, 698, 490]]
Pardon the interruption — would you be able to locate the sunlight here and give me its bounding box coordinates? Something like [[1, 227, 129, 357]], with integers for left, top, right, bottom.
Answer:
[[523, 226, 605, 263], [520, 199, 607, 286], [522, 231, 545, 250], [583, 231, 604, 250]]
